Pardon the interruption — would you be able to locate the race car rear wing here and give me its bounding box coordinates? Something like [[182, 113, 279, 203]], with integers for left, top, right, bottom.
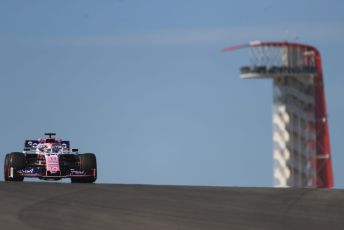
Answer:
[[24, 140, 39, 148], [24, 140, 70, 150], [61, 141, 70, 150]]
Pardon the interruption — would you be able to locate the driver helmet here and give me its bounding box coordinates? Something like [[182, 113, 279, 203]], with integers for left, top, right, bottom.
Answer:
[[45, 146, 52, 153]]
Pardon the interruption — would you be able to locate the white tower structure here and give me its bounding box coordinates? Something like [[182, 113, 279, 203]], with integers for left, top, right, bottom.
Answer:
[[224, 41, 333, 188]]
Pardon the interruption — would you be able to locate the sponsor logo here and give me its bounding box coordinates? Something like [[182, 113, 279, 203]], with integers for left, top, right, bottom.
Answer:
[[46, 156, 59, 164], [70, 170, 84, 175], [21, 168, 37, 174]]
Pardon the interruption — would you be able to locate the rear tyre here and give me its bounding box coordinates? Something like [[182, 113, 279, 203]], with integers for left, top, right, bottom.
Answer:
[[71, 153, 97, 183], [4, 152, 25, 182]]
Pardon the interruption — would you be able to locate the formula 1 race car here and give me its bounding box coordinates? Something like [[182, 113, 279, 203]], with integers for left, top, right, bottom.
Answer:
[[3, 133, 97, 183]]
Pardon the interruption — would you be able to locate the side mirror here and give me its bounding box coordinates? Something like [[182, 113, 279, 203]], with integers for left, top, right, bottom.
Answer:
[[24, 148, 31, 151], [72, 149, 79, 152]]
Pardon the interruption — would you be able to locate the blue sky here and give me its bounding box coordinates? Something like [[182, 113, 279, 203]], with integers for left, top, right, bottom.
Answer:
[[0, 0, 343, 187]]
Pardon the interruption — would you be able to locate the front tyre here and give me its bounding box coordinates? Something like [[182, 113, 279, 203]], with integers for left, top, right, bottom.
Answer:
[[4, 152, 25, 182], [71, 153, 97, 183]]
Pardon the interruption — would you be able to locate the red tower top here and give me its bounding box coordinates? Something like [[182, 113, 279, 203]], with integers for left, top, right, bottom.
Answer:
[[224, 41, 333, 188]]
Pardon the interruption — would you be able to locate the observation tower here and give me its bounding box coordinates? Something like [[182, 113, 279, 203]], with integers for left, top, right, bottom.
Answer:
[[224, 41, 333, 188]]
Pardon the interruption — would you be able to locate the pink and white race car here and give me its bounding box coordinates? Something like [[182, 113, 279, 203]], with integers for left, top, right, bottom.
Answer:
[[4, 133, 97, 183]]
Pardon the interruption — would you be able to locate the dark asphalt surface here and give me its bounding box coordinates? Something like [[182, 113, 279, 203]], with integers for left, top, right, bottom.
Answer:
[[0, 182, 343, 230]]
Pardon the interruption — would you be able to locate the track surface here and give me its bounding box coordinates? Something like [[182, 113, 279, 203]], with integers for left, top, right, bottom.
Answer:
[[0, 182, 343, 230]]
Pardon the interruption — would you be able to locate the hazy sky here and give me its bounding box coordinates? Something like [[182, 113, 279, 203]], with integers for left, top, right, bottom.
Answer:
[[1, 0, 343, 187]]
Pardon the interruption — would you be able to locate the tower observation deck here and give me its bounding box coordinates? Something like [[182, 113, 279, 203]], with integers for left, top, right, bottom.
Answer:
[[224, 41, 333, 188]]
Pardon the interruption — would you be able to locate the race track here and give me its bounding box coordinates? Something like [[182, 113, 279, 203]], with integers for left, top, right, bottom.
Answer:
[[0, 182, 343, 230]]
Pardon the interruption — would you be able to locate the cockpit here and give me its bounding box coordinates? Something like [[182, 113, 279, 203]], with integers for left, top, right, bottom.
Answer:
[[37, 144, 63, 154]]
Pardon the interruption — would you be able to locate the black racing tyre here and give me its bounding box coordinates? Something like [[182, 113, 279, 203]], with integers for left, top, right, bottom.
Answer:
[[3, 154, 9, 181], [4, 152, 25, 182], [71, 153, 97, 183]]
